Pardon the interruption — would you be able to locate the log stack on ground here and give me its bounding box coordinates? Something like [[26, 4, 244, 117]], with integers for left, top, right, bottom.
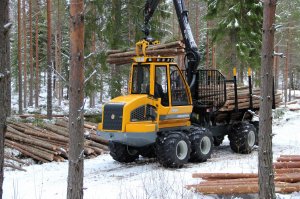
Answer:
[[187, 154, 300, 195], [4, 119, 108, 164], [107, 41, 185, 65]]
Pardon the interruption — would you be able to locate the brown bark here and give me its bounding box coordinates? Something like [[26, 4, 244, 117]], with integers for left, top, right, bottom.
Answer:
[[43, 123, 69, 137], [277, 157, 300, 162], [274, 173, 300, 183], [67, 0, 85, 197], [192, 173, 258, 179], [206, 20, 210, 69], [9, 123, 69, 142], [187, 182, 300, 195], [29, 0, 34, 106], [258, 1, 277, 198], [22, 0, 27, 108], [275, 168, 300, 174], [5, 140, 54, 161], [35, 0, 40, 108], [5, 141, 48, 163], [55, 0, 62, 106], [274, 45, 279, 90], [0, 0, 10, 195], [189, 183, 259, 194], [18, 0, 23, 114], [47, 0, 52, 119], [5, 131, 58, 151], [284, 27, 289, 106], [273, 162, 300, 169]]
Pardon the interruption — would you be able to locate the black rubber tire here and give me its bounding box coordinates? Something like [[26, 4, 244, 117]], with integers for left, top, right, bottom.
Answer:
[[213, 136, 224, 146], [189, 127, 213, 162], [250, 121, 259, 145], [156, 132, 191, 168], [108, 141, 139, 163], [228, 122, 257, 154], [139, 145, 156, 158]]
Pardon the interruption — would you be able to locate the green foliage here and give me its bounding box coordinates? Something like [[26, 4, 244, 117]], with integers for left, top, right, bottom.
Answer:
[[205, 0, 263, 72]]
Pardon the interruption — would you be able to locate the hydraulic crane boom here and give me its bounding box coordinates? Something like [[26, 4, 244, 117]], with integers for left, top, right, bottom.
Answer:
[[143, 0, 200, 95]]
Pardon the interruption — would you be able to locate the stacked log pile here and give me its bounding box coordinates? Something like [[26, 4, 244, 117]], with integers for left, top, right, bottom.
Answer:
[[107, 41, 185, 65], [187, 155, 300, 195], [4, 119, 108, 164], [217, 84, 282, 112]]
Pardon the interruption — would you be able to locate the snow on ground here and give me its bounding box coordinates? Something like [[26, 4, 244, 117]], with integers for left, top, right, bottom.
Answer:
[[5, 88, 300, 199], [3, 104, 300, 199]]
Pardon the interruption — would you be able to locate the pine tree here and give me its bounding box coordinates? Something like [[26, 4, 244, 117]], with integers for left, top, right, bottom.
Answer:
[[67, 0, 85, 197], [258, 0, 276, 198], [0, 0, 10, 196], [206, 0, 263, 74], [47, 0, 52, 119]]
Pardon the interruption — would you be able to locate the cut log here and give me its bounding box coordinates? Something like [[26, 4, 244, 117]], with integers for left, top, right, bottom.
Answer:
[[273, 162, 300, 169], [5, 131, 57, 151], [275, 182, 300, 194], [187, 183, 259, 194], [8, 123, 69, 143], [5, 141, 49, 163], [5, 140, 55, 161], [85, 133, 108, 145], [192, 173, 258, 179], [187, 182, 300, 194], [196, 178, 258, 185], [277, 157, 300, 162], [41, 123, 69, 137], [85, 140, 108, 151], [274, 173, 300, 183], [18, 114, 65, 118], [275, 168, 300, 174]]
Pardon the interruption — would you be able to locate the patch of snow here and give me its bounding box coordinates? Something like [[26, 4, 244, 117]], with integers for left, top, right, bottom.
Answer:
[[234, 19, 239, 28], [3, 107, 300, 198]]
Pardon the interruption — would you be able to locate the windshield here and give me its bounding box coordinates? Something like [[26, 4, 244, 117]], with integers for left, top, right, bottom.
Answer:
[[131, 64, 150, 94]]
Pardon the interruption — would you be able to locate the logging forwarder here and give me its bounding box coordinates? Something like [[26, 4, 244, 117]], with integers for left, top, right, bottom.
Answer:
[[97, 0, 262, 168]]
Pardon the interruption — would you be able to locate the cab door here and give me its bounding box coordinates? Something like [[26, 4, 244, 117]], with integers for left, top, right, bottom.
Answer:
[[157, 64, 193, 129]]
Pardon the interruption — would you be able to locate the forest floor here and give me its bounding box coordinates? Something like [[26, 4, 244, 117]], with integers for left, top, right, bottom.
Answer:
[[3, 91, 300, 199]]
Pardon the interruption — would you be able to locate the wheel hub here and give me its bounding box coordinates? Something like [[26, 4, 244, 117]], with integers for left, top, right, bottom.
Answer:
[[200, 136, 211, 155], [248, 130, 256, 147], [176, 140, 188, 160]]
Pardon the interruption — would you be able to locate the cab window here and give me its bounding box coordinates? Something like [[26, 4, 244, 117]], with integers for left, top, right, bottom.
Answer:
[[131, 64, 150, 94], [155, 66, 169, 106], [170, 65, 189, 106]]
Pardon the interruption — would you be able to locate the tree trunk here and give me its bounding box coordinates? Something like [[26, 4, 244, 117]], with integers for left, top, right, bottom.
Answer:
[[55, 0, 62, 106], [0, 0, 10, 196], [29, 0, 33, 106], [47, 0, 52, 119], [22, 0, 27, 108], [206, 20, 210, 69], [274, 45, 279, 90], [67, 0, 85, 198], [258, 1, 277, 198], [35, 0, 40, 108], [18, 0, 23, 114]]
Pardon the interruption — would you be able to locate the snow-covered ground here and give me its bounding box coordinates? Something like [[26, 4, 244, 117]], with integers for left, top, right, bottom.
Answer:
[[3, 101, 300, 199], [5, 88, 300, 199]]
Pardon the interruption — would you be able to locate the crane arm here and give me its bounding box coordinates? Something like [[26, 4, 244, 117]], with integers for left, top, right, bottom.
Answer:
[[143, 0, 200, 94]]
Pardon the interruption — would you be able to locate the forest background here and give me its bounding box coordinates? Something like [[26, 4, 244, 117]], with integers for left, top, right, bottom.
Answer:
[[7, 0, 300, 117]]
